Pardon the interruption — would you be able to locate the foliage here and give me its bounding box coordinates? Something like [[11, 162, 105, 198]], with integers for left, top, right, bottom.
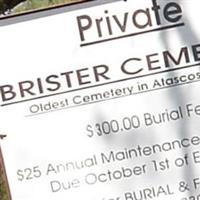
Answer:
[[0, 0, 80, 15], [14, 0, 78, 13]]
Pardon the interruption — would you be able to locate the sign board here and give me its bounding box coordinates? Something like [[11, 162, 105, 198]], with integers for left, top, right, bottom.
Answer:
[[1, 0, 200, 199]]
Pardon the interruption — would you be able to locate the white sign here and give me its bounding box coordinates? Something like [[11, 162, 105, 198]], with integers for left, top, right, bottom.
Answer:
[[1, 0, 200, 199]]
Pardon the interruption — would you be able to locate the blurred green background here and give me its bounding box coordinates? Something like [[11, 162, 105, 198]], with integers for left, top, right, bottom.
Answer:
[[14, 0, 80, 13], [0, 0, 82, 15]]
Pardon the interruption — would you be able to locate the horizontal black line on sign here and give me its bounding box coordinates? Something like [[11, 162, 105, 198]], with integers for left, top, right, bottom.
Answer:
[[1, 61, 200, 107], [80, 22, 185, 47]]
